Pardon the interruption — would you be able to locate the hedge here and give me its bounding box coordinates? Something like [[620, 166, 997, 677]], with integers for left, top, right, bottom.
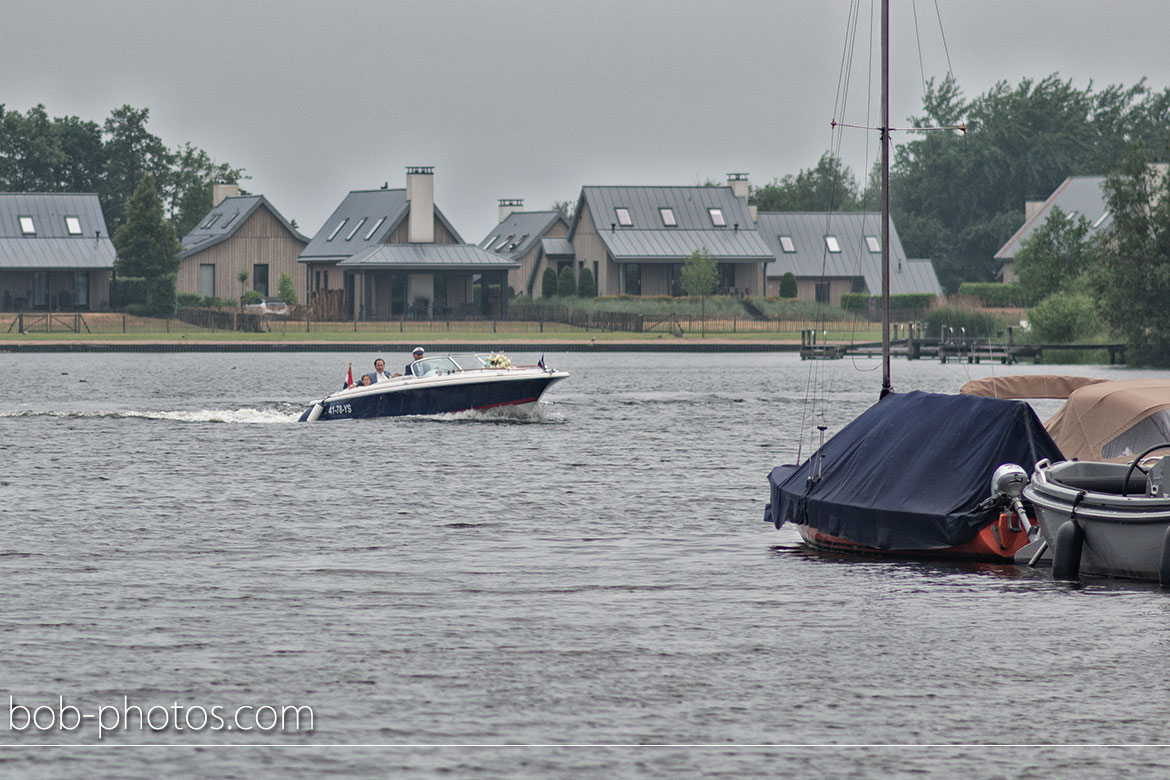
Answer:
[[956, 282, 1030, 307]]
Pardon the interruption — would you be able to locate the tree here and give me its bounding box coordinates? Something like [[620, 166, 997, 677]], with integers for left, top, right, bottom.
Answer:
[[113, 173, 180, 279], [113, 173, 181, 316], [277, 273, 297, 305], [1094, 147, 1170, 365], [168, 142, 248, 237], [0, 104, 65, 192], [552, 199, 576, 220], [1012, 206, 1097, 304], [779, 272, 798, 298], [577, 266, 596, 298], [541, 267, 558, 298], [237, 269, 249, 306], [751, 152, 862, 212], [102, 105, 173, 229], [681, 248, 717, 297], [557, 266, 577, 297]]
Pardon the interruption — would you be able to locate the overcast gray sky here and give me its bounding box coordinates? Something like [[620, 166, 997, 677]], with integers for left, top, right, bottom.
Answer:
[[4, 0, 1169, 240]]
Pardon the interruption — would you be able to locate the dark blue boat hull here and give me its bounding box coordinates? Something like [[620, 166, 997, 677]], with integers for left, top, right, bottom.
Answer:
[[299, 375, 562, 421]]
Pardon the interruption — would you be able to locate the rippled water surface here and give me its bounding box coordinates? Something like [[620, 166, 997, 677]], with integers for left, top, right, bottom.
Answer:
[[4, 350, 1170, 777]]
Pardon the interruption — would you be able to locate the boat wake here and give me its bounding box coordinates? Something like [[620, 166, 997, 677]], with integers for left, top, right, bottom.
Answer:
[[408, 402, 564, 425], [0, 405, 302, 424]]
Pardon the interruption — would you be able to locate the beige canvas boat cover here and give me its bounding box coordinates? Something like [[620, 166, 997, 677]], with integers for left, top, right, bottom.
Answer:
[[959, 374, 1107, 400], [1045, 379, 1170, 461]]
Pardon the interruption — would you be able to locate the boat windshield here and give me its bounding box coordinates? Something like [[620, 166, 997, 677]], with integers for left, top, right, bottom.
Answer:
[[1102, 409, 1170, 459], [410, 356, 460, 377]]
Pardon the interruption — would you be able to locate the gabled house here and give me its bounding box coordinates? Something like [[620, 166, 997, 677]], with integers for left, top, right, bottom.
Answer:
[[298, 167, 518, 320], [757, 211, 941, 304], [994, 176, 1112, 283], [179, 183, 309, 303], [479, 200, 570, 297], [567, 174, 773, 296], [0, 192, 116, 311]]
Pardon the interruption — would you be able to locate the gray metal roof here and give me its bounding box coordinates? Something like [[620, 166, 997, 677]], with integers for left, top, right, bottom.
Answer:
[[480, 211, 567, 258], [180, 195, 308, 258], [299, 189, 464, 260], [0, 193, 115, 269], [757, 211, 942, 296], [576, 186, 771, 262], [541, 237, 575, 257], [994, 176, 1111, 260], [336, 244, 519, 270]]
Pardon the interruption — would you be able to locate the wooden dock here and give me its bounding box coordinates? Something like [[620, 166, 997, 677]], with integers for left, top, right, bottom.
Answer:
[[836, 337, 1127, 365]]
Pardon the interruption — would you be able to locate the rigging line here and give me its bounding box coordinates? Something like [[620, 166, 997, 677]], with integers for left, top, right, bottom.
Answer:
[[932, 0, 955, 80], [912, 0, 928, 98]]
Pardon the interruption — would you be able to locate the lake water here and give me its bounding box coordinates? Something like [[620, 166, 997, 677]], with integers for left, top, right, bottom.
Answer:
[[3, 350, 1170, 778]]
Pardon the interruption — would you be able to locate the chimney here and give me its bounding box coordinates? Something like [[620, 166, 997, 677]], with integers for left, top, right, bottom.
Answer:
[[406, 166, 434, 243], [212, 181, 239, 206], [1024, 200, 1045, 223], [727, 172, 749, 201], [498, 198, 524, 223]]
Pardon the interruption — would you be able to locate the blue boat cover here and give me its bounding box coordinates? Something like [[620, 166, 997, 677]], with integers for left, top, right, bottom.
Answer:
[[765, 391, 1064, 550]]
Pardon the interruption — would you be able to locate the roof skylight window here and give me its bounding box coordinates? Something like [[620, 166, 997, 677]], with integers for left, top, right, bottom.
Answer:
[[221, 212, 239, 229], [1092, 211, 1111, 229], [201, 214, 220, 229], [364, 217, 386, 240], [482, 235, 498, 249], [615, 208, 632, 227], [660, 208, 676, 227], [18, 216, 35, 235], [346, 217, 367, 240], [866, 236, 880, 253], [327, 218, 349, 241], [825, 236, 841, 253], [496, 235, 514, 250], [779, 235, 796, 253], [65, 216, 82, 235], [708, 208, 726, 227]]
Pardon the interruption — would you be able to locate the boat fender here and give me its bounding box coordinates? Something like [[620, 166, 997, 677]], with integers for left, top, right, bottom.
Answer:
[[306, 402, 325, 422], [1051, 519, 1084, 582], [1159, 527, 1170, 589]]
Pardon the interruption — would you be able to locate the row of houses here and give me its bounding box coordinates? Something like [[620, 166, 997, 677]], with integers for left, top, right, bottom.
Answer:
[[20, 162, 1116, 317]]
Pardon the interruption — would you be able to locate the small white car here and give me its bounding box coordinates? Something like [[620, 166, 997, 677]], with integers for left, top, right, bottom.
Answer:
[[244, 297, 289, 315]]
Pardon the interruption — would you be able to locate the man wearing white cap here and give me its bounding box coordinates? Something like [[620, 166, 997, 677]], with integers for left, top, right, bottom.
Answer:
[[405, 346, 425, 375]]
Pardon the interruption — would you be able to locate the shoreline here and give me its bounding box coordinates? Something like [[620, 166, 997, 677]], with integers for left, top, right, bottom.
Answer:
[[0, 338, 805, 353]]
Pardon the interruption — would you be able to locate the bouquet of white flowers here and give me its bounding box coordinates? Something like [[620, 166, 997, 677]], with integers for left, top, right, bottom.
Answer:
[[486, 351, 513, 369]]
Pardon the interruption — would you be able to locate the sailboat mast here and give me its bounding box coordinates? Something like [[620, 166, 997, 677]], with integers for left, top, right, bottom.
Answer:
[[880, 0, 892, 396]]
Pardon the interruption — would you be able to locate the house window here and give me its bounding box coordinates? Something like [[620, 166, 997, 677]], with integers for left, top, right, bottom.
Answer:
[[65, 216, 82, 235], [253, 264, 269, 296], [623, 263, 641, 295], [669, 263, 684, 296], [718, 263, 736, 292], [33, 271, 47, 307], [825, 236, 841, 253], [201, 214, 220, 229], [865, 235, 880, 253], [815, 281, 830, 304], [221, 212, 239, 229], [327, 218, 348, 240], [708, 208, 726, 227], [346, 217, 367, 240], [615, 207, 632, 227], [660, 208, 676, 227], [365, 217, 386, 241], [779, 235, 796, 253], [199, 264, 216, 297], [19, 216, 35, 235], [73, 271, 89, 307]]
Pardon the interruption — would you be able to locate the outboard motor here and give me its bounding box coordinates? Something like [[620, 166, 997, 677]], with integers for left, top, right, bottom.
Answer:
[[991, 463, 1035, 538]]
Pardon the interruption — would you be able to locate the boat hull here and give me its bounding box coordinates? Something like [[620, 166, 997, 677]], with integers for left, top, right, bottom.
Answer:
[[299, 370, 567, 421], [1024, 460, 1170, 581], [794, 513, 1031, 562]]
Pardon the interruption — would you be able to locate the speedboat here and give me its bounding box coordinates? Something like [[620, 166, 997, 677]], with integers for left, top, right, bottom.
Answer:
[[1021, 450, 1170, 583], [297, 353, 568, 422]]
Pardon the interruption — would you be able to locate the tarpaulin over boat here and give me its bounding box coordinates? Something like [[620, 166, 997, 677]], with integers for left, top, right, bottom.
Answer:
[[765, 391, 1064, 550]]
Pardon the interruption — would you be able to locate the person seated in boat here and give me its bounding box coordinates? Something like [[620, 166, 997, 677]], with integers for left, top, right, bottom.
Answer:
[[406, 346, 425, 375], [358, 373, 373, 387], [371, 358, 394, 382]]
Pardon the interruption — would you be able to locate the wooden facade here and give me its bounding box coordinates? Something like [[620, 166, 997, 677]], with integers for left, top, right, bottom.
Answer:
[[178, 205, 308, 303], [510, 219, 569, 297]]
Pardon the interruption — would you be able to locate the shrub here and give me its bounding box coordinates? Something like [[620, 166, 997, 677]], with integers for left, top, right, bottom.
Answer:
[[839, 293, 870, 313], [557, 266, 577, 297], [778, 272, 797, 298], [146, 273, 177, 318], [176, 292, 203, 308], [577, 267, 596, 298], [110, 277, 148, 310], [888, 293, 936, 310], [277, 273, 298, 305], [541, 267, 558, 298], [956, 282, 1030, 307], [1029, 292, 1100, 343], [121, 303, 150, 317], [243, 290, 263, 303]]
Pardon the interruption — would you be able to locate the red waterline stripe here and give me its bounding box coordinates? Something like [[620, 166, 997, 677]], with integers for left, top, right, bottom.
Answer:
[[475, 396, 539, 410]]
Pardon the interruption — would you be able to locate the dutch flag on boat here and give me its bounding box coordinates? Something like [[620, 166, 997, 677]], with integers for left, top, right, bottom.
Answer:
[[538, 355, 546, 370], [343, 363, 354, 389]]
